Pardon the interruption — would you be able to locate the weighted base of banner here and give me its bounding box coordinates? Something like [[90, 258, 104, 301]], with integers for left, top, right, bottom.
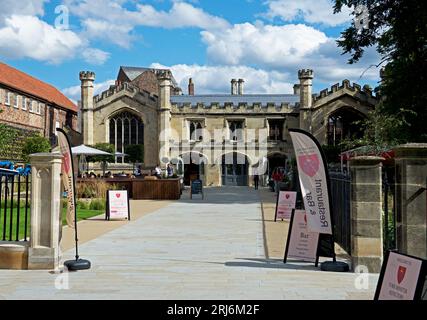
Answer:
[[320, 261, 349, 272], [64, 259, 91, 271]]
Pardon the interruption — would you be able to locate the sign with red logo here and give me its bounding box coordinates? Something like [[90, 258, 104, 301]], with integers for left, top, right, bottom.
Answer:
[[57, 128, 76, 228], [106, 190, 130, 220], [284, 210, 319, 263], [375, 251, 427, 300], [299, 154, 320, 177], [275, 191, 297, 220], [289, 129, 332, 234]]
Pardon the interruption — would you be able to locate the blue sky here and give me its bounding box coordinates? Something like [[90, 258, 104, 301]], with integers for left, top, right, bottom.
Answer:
[[0, 0, 380, 102]]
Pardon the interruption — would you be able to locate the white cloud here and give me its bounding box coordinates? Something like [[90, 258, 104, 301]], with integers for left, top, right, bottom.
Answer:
[[202, 22, 328, 67], [150, 63, 294, 94], [64, 0, 230, 48], [135, 2, 230, 30], [82, 48, 110, 65], [264, 0, 352, 27], [62, 79, 116, 102], [0, 15, 82, 64], [200, 21, 380, 85], [0, 0, 47, 25]]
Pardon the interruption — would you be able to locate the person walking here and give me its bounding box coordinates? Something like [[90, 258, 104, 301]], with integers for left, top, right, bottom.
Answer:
[[253, 168, 259, 190]]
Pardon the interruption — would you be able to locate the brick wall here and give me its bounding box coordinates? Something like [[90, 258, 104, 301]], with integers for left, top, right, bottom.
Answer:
[[131, 71, 159, 95], [0, 86, 77, 137]]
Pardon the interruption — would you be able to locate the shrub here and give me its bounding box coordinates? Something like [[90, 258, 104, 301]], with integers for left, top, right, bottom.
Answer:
[[76, 200, 89, 210], [77, 180, 110, 199], [89, 199, 105, 211], [21, 135, 51, 162]]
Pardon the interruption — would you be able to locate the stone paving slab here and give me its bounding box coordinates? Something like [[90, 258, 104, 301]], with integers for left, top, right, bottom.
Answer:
[[0, 187, 378, 299]]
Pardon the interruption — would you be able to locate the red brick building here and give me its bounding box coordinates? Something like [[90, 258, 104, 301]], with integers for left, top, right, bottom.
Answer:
[[0, 62, 78, 142]]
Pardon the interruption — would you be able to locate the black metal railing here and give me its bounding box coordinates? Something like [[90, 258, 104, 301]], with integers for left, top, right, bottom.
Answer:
[[329, 171, 352, 255], [0, 168, 31, 242], [382, 166, 397, 253]]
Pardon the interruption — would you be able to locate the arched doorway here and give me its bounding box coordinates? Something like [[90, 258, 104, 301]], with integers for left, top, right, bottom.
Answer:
[[327, 107, 365, 146], [109, 111, 144, 163], [221, 152, 249, 186], [267, 152, 288, 178], [180, 152, 207, 186]]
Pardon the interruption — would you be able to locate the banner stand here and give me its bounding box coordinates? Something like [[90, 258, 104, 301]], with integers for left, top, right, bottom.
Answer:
[[283, 209, 295, 263], [57, 128, 91, 271], [289, 128, 349, 272]]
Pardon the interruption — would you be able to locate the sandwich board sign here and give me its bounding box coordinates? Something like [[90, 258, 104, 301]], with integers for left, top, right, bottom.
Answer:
[[106, 190, 130, 220], [191, 179, 204, 199], [275, 191, 296, 221], [374, 250, 427, 300], [284, 210, 319, 263]]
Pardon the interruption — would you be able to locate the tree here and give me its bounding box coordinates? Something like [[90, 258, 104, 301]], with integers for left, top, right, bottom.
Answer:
[[124, 144, 144, 163], [21, 135, 51, 162], [334, 0, 427, 142], [87, 143, 115, 163]]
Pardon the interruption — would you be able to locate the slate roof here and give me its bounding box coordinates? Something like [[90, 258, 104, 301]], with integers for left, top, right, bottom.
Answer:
[[0, 62, 77, 112], [119, 66, 178, 87], [170, 94, 300, 107]]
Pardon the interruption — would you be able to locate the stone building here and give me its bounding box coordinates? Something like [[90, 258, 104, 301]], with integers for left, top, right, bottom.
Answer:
[[0, 62, 78, 145], [80, 66, 378, 186]]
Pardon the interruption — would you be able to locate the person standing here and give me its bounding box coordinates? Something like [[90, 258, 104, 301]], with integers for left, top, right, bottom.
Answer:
[[167, 163, 174, 177], [253, 167, 259, 190]]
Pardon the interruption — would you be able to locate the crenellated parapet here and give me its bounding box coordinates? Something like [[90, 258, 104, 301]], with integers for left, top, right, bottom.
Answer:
[[171, 101, 298, 114], [298, 69, 314, 79], [314, 79, 377, 102], [93, 82, 157, 104], [157, 69, 172, 81], [79, 71, 96, 81], [170, 94, 300, 114]]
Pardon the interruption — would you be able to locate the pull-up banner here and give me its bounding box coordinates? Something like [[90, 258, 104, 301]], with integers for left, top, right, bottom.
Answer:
[[289, 129, 332, 234]]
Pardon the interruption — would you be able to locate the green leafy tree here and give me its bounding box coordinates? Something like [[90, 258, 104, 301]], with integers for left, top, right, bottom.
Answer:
[[334, 0, 427, 142], [124, 144, 144, 163], [87, 143, 115, 163], [124, 144, 144, 172], [21, 135, 51, 162]]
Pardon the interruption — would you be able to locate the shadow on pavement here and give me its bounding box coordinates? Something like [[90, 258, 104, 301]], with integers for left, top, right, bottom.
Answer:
[[178, 186, 262, 205], [224, 258, 321, 271]]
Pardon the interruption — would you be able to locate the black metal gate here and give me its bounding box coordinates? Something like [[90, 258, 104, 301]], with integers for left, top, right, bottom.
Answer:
[[329, 171, 351, 255], [382, 166, 396, 253], [0, 168, 31, 241]]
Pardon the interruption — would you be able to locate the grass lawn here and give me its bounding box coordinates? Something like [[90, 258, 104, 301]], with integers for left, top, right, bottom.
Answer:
[[0, 207, 104, 241]]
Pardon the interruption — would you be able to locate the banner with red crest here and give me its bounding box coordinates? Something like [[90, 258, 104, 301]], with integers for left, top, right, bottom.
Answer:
[[289, 129, 332, 234], [57, 128, 76, 228]]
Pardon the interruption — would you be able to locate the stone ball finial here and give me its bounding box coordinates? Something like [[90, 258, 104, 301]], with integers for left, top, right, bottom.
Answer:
[[79, 71, 96, 81], [298, 69, 314, 80]]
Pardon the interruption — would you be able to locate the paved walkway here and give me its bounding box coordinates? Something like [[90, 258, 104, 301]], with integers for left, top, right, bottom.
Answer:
[[0, 187, 378, 299]]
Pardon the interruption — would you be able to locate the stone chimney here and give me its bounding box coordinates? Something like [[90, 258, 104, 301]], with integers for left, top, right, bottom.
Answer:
[[293, 84, 300, 95], [231, 79, 237, 95], [238, 79, 244, 95], [298, 69, 314, 109], [80, 71, 95, 145], [188, 78, 194, 95]]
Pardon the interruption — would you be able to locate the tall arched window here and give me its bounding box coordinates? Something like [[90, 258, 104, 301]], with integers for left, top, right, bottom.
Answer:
[[109, 111, 144, 163], [189, 121, 203, 141]]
